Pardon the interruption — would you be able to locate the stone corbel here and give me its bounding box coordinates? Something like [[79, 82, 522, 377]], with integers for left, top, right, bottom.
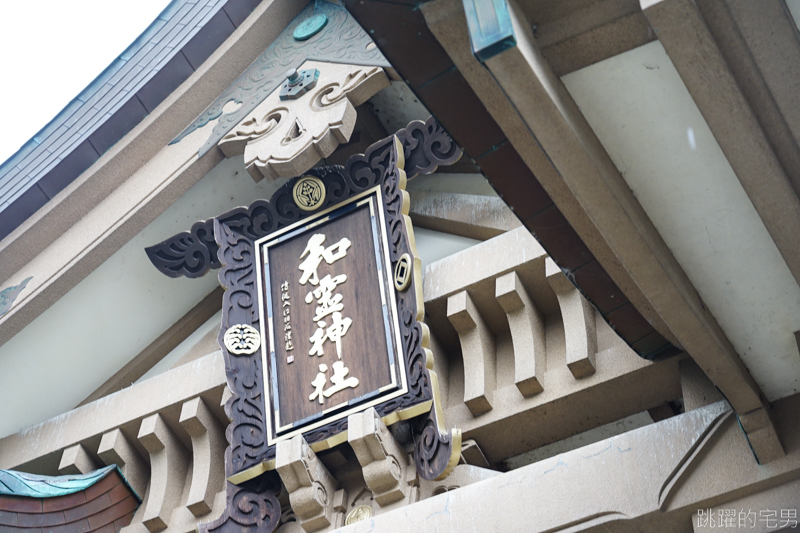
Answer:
[[179, 397, 226, 517], [98, 428, 149, 500], [348, 408, 417, 507], [218, 61, 390, 182], [138, 413, 190, 532], [495, 271, 546, 397], [447, 290, 496, 416], [276, 434, 340, 532], [58, 443, 100, 475], [546, 258, 597, 378]]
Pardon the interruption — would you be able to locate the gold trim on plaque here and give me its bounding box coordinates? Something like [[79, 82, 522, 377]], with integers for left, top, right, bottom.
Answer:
[[255, 187, 410, 447], [226, 398, 434, 484], [227, 136, 459, 485], [394, 253, 412, 291], [292, 175, 326, 211]]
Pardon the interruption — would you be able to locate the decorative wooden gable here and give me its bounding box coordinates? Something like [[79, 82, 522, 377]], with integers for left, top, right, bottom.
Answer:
[[146, 118, 463, 532]]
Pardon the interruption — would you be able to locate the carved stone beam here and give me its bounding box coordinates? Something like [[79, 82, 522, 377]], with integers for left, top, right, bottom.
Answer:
[[447, 291, 496, 416], [98, 428, 149, 500], [275, 435, 340, 532], [58, 443, 101, 475], [409, 191, 522, 241], [179, 397, 226, 517], [218, 61, 390, 182], [348, 407, 416, 507], [495, 271, 546, 397], [138, 413, 190, 532], [546, 258, 597, 378]]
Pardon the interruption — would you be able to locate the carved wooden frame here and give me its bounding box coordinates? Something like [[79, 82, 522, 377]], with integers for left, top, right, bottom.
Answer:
[[147, 118, 463, 533]]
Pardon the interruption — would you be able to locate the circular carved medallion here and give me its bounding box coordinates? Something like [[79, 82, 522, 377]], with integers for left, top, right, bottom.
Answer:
[[394, 253, 412, 292], [293, 176, 326, 211], [345, 505, 373, 525], [223, 324, 261, 355], [293, 13, 328, 41]]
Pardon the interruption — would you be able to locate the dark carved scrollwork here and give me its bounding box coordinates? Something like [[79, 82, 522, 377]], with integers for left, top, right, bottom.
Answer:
[[199, 473, 281, 533], [215, 216, 275, 471], [146, 117, 462, 279], [155, 120, 462, 533], [414, 415, 455, 481], [397, 117, 462, 178], [145, 219, 218, 278]]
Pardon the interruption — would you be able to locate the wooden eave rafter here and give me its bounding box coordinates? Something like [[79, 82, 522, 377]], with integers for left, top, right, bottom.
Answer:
[[342, 0, 787, 463], [342, 0, 677, 361]]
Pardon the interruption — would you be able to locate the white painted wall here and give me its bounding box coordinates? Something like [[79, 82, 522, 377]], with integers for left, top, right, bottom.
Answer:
[[562, 41, 800, 401], [0, 157, 287, 439]]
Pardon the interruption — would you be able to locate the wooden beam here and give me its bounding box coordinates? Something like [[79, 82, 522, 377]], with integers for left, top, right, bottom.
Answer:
[[409, 190, 521, 241], [641, 0, 800, 294], [421, 0, 782, 461], [535, 0, 656, 76], [693, 0, 800, 197]]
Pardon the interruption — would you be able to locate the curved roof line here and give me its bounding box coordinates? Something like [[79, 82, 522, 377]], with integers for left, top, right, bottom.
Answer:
[[0, 465, 141, 501], [0, 0, 262, 242], [0, 0, 184, 180]]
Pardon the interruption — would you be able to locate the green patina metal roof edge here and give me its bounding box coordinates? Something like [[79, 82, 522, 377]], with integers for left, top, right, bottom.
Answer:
[[0, 465, 141, 502]]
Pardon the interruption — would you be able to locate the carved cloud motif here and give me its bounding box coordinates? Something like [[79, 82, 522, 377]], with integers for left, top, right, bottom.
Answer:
[[219, 61, 390, 182]]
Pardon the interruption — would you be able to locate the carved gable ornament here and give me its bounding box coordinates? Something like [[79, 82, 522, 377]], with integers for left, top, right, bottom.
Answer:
[[218, 61, 389, 182], [147, 119, 463, 532]]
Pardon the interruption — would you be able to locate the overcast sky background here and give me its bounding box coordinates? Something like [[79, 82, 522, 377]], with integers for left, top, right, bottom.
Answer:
[[0, 1, 171, 165]]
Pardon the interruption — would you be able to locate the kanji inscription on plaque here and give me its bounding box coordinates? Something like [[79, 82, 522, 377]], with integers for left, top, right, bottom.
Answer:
[[256, 189, 404, 444]]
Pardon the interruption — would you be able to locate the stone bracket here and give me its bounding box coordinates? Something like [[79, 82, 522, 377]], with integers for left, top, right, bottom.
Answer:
[[276, 435, 341, 532], [348, 407, 416, 507], [179, 397, 226, 517], [98, 428, 149, 500], [546, 258, 597, 378], [58, 443, 100, 476], [495, 271, 546, 397], [738, 405, 785, 464], [138, 413, 190, 532], [447, 290, 496, 416]]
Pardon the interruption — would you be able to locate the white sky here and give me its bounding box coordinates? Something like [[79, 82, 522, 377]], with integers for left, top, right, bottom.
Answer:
[[0, 0, 172, 166]]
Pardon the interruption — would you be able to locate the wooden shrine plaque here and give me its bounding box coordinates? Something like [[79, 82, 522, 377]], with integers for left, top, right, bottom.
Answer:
[[256, 189, 405, 444], [147, 120, 465, 533]]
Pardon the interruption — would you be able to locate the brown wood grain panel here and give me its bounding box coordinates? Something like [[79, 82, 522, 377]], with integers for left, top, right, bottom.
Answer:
[[0, 510, 17, 526], [113, 509, 136, 532], [105, 483, 130, 507], [48, 518, 91, 533], [265, 201, 394, 426], [92, 522, 116, 533]]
